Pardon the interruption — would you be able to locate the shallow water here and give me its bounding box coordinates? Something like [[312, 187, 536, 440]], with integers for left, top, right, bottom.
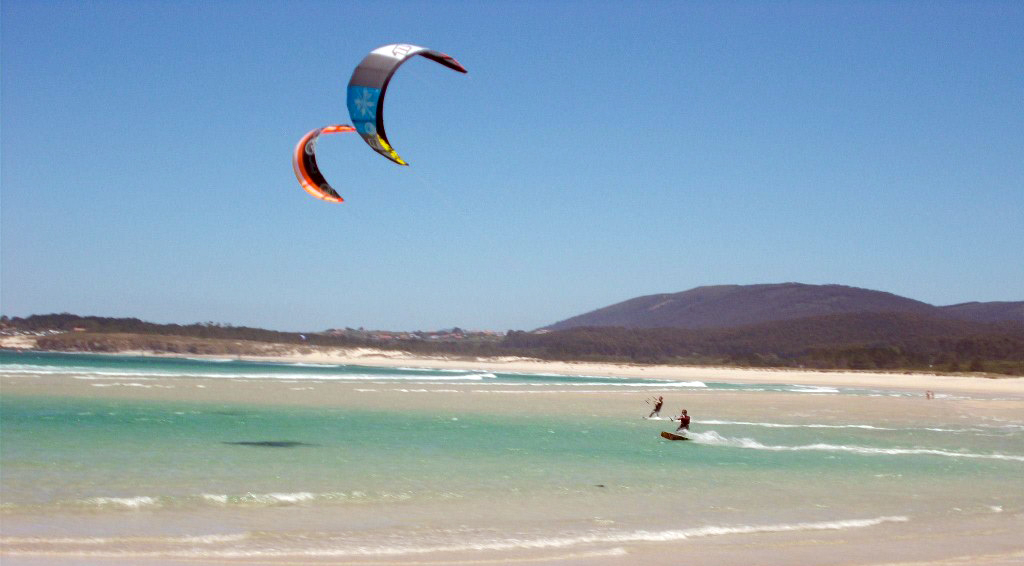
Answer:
[[2, 351, 1022, 563]]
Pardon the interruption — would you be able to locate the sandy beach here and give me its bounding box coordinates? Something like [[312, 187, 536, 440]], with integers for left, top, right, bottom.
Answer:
[[152, 344, 1024, 396], [5, 333, 1022, 396]]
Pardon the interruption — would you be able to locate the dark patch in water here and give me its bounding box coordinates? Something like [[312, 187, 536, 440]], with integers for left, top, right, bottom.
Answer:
[[223, 441, 316, 448]]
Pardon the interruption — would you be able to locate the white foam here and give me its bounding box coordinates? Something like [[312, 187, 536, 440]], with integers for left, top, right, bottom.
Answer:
[[788, 385, 841, 394], [499, 371, 709, 387], [469, 389, 695, 395], [0, 533, 249, 545], [80, 491, 376, 509], [243, 492, 316, 504], [195, 491, 416, 506], [700, 419, 896, 430], [0, 364, 494, 382], [84, 496, 159, 509], [688, 431, 1024, 462], [196, 516, 914, 557], [201, 494, 228, 504], [623, 380, 707, 388], [90, 382, 173, 389], [0, 516, 908, 558], [177, 533, 251, 544], [395, 366, 482, 373]]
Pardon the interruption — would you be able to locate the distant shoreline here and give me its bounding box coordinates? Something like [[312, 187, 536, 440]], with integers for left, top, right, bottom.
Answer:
[[4, 334, 1022, 396]]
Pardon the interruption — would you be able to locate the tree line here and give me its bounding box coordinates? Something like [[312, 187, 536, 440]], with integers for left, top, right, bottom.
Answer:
[[4, 312, 1022, 375]]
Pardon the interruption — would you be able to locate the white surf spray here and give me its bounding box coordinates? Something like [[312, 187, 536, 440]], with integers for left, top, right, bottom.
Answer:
[[688, 431, 1024, 462], [700, 419, 896, 430]]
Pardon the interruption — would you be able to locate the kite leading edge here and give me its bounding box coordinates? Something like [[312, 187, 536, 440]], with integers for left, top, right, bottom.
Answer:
[[347, 43, 467, 166], [292, 124, 356, 203]]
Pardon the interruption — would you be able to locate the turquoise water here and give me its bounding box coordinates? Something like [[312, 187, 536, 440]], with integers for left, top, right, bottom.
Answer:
[[2, 351, 1022, 560]]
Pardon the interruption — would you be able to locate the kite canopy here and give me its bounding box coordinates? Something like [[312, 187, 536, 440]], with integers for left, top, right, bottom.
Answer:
[[347, 43, 467, 166], [292, 124, 356, 203]]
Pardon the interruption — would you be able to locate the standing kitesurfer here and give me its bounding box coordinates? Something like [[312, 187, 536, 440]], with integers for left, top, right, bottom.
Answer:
[[675, 409, 691, 432], [648, 396, 664, 418]]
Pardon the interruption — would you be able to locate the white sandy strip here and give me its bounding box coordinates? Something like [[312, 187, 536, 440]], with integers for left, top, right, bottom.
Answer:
[[0, 335, 37, 349], [5, 335, 1021, 395], [236, 347, 1024, 396], [195, 343, 1019, 393]]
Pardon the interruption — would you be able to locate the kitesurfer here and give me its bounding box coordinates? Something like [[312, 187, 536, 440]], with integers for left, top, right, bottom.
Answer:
[[674, 409, 691, 432], [648, 396, 664, 418]]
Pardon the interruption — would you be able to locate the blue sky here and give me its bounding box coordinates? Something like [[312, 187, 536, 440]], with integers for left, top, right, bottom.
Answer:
[[2, 0, 1022, 332]]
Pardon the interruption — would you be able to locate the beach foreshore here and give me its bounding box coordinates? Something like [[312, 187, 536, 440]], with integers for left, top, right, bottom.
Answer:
[[3, 333, 1021, 396], [3, 337, 1011, 395]]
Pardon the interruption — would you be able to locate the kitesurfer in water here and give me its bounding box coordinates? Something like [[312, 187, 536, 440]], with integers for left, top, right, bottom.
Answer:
[[648, 396, 664, 418], [674, 409, 691, 432]]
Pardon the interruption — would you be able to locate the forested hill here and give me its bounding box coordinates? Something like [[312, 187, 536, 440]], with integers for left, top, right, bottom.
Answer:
[[3, 310, 1023, 375], [544, 283, 1024, 331], [939, 301, 1024, 324], [512, 311, 1024, 374]]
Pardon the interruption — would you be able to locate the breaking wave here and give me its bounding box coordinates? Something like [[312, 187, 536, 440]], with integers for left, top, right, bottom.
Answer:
[[0, 490, 435, 512], [1, 515, 908, 557], [0, 363, 496, 382]]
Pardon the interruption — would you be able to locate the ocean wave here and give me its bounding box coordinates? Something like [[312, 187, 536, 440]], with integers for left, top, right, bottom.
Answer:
[[83, 496, 160, 509], [60, 490, 419, 511], [0, 364, 495, 382], [700, 419, 898, 430], [395, 366, 483, 373], [472, 380, 708, 388], [0, 516, 907, 558], [238, 492, 316, 504], [213, 516, 910, 557], [5, 362, 707, 386], [464, 388, 718, 395], [501, 371, 636, 380], [1, 533, 249, 545], [613, 380, 707, 388], [700, 420, 984, 433], [688, 431, 1024, 462], [89, 382, 175, 389], [977, 422, 1024, 431], [787, 385, 840, 394]]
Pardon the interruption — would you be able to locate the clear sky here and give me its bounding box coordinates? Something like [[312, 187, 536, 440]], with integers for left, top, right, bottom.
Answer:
[[2, 1, 1022, 332]]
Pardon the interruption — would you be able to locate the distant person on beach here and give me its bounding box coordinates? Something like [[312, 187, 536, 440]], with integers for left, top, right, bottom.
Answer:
[[675, 409, 691, 432], [648, 396, 664, 418]]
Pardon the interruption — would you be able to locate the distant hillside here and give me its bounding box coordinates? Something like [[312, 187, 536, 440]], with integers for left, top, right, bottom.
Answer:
[[4, 310, 1023, 375], [544, 283, 1023, 331], [939, 302, 1024, 324], [510, 311, 1024, 374]]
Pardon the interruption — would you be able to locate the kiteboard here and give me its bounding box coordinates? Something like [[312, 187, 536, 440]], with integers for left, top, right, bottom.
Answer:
[[661, 431, 690, 441]]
